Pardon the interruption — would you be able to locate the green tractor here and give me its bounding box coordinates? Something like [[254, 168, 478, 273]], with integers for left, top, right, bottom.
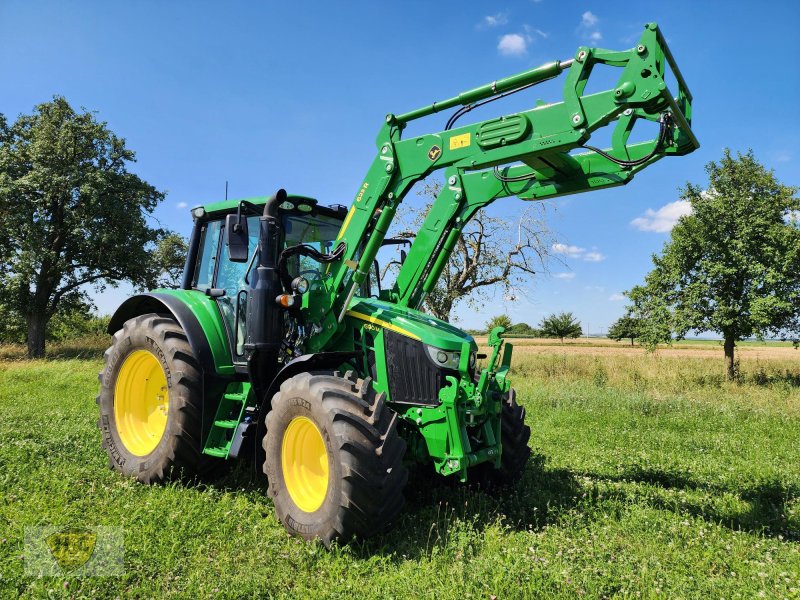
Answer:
[[98, 24, 698, 544]]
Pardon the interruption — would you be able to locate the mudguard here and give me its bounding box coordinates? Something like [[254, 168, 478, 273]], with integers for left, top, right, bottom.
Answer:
[[107, 291, 234, 376]]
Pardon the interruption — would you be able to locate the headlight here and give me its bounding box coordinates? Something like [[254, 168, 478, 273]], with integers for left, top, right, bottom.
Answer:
[[291, 276, 309, 294], [424, 344, 460, 370]]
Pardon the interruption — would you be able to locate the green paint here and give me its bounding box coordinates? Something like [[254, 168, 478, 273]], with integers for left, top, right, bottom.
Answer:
[[153, 288, 235, 375], [203, 382, 252, 458], [117, 24, 697, 480]]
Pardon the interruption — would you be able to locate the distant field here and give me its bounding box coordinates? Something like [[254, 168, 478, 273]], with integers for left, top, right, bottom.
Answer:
[[0, 342, 798, 598], [475, 336, 800, 361]]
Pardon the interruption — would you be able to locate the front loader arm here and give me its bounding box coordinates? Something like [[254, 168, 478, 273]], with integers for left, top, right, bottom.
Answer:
[[306, 22, 698, 350]]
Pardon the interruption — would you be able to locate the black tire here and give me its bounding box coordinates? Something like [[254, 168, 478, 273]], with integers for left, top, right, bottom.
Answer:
[[97, 313, 222, 484], [263, 371, 407, 546], [474, 387, 531, 488]]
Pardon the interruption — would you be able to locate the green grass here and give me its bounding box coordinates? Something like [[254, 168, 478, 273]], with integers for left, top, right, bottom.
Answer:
[[1, 353, 798, 598]]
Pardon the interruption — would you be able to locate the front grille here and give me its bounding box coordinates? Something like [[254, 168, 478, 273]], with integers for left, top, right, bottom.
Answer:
[[383, 330, 454, 406]]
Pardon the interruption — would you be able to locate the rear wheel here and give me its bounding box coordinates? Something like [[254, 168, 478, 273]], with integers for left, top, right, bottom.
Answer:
[[97, 313, 221, 483], [263, 371, 407, 545]]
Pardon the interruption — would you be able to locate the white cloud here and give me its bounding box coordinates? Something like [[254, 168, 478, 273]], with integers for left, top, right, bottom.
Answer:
[[177, 201, 188, 209], [631, 200, 692, 233], [498, 33, 527, 56], [553, 272, 576, 280], [584, 251, 605, 262], [552, 242, 585, 258], [553, 243, 605, 262], [481, 12, 508, 28], [578, 11, 602, 44], [523, 24, 549, 39], [775, 151, 791, 163], [584, 285, 605, 292], [609, 293, 625, 301]]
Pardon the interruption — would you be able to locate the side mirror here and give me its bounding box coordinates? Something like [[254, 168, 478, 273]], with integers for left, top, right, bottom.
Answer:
[[400, 249, 407, 265], [225, 213, 249, 263]]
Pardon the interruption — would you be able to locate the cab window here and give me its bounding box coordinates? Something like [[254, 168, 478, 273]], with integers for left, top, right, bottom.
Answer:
[[192, 220, 223, 289]]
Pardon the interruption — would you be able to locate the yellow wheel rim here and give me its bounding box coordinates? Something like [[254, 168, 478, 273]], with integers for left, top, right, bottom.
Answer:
[[281, 416, 329, 513], [113, 350, 169, 456]]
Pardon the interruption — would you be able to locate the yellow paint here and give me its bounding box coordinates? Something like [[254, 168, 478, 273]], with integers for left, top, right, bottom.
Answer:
[[113, 350, 169, 456], [336, 205, 356, 240], [449, 133, 471, 150], [346, 310, 421, 341], [281, 416, 329, 512]]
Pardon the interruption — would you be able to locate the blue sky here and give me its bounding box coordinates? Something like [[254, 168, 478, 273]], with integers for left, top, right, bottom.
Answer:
[[2, 1, 798, 334]]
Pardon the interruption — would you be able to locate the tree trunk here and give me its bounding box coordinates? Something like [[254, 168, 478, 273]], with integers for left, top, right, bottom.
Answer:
[[630, 337, 634, 347], [723, 335, 736, 381], [27, 311, 48, 358]]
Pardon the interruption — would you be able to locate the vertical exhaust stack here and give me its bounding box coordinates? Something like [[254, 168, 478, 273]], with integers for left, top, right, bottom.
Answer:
[[245, 188, 286, 387]]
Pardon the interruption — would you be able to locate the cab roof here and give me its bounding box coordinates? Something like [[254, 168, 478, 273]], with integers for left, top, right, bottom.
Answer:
[[199, 194, 319, 216]]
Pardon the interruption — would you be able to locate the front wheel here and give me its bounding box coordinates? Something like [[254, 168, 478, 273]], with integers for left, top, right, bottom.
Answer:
[[263, 371, 407, 546]]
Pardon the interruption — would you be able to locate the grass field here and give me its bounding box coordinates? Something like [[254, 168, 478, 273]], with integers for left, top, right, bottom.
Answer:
[[0, 340, 798, 598]]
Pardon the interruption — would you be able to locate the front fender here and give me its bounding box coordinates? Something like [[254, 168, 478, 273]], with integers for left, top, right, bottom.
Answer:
[[108, 290, 235, 376]]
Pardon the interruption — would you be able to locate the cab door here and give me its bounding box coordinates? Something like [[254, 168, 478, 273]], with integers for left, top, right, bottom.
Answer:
[[215, 215, 259, 363], [191, 215, 259, 365]]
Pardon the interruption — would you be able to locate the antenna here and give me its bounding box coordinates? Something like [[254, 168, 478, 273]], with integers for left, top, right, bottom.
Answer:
[[225, 180, 229, 201]]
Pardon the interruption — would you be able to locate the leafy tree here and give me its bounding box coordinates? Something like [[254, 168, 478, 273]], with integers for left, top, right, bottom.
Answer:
[[0, 97, 172, 357], [628, 150, 800, 379], [539, 311, 582, 342], [507, 322, 537, 336], [392, 181, 557, 321], [153, 232, 188, 288], [46, 304, 110, 342], [485, 314, 513, 333], [607, 314, 642, 346]]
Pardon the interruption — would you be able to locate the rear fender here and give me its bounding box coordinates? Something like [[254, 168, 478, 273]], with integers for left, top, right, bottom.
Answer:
[[107, 291, 234, 376]]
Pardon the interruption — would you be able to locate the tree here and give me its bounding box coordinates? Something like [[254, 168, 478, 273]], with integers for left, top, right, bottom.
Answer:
[[485, 314, 513, 333], [152, 232, 188, 288], [627, 150, 800, 380], [392, 181, 556, 321], [507, 322, 538, 336], [607, 314, 642, 346], [0, 97, 171, 357], [539, 311, 582, 342]]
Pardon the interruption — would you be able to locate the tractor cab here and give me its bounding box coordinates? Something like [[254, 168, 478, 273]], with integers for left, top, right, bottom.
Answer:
[[187, 195, 346, 363]]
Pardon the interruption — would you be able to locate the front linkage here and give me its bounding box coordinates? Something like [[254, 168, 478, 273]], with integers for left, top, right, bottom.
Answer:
[[402, 327, 512, 480]]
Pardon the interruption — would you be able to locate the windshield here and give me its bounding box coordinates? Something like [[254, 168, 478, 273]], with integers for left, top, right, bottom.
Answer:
[[282, 213, 343, 282]]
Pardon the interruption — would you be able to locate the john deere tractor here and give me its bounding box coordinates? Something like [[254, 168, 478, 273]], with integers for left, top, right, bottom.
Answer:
[[98, 24, 698, 544]]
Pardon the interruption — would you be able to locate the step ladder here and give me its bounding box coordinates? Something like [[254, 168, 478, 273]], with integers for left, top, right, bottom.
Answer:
[[202, 382, 251, 459]]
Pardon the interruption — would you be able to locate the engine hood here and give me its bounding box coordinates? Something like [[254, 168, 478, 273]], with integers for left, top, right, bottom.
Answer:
[[345, 298, 476, 352]]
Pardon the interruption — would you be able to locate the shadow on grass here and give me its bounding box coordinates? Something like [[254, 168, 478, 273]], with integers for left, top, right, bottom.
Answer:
[[197, 454, 798, 556], [354, 453, 585, 559], [581, 465, 799, 542], [200, 452, 584, 558]]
